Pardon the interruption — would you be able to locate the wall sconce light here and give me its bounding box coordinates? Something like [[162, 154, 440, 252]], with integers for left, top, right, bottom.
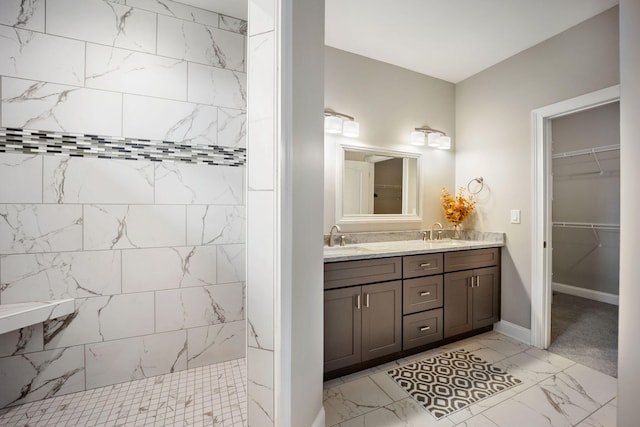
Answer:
[[411, 126, 451, 149], [324, 109, 360, 138]]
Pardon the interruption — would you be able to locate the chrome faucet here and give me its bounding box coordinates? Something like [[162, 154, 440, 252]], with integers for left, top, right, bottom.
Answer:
[[430, 222, 444, 241], [328, 224, 342, 247]]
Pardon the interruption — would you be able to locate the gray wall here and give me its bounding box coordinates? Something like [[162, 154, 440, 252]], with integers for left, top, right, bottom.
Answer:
[[324, 46, 456, 232], [551, 102, 620, 296], [0, 0, 246, 409], [455, 7, 619, 328], [617, 0, 640, 424]]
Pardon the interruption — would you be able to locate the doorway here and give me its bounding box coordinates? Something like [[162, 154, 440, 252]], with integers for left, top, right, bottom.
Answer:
[[547, 102, 620, 377], [530, 85, 620, 350]]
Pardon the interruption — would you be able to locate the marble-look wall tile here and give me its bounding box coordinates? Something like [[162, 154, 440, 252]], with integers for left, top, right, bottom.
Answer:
[[86, 44, 187, 101], [46, 0, 157, 54], [247, 32, 275, 190], [218, 244, 246, 284], [83, 204, 186, 250], [155, 283, 244, 333], [187, 320, 245, 369], [0, 204, 82, 255], [247, 191, 273, 350], [0, 0, 45, 31], [1, 78, 122, 136], [0, 251, 121, 303], [85, 330, 187, 389], [0, 27, 84, 86], [218, 107, 247, 148], [0, 154, 42, 203], [247, 347, 274, 427], [186, 205, 245, 246], [248, 0, 275, 36], [188, 62, 246, 109], [126, 0, 219, 26], [44, 292, 155, 349], [158, 15, 245, 72], [122, 95, 218, 145], [122, 246, 216, 292], [0, 345, 84, 408], [0, 325, 43, 357], [155, 163, 243, 205], [42, 157, 154, 204], [219, 15, 247, 36]]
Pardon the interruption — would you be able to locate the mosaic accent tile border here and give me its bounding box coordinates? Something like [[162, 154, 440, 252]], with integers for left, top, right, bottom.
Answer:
[[388, 349, 522, 419], [0, 128, 246, 167]]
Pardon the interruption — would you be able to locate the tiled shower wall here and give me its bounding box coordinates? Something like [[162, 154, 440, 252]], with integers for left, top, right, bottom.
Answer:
[[0, 0, 247, 409]]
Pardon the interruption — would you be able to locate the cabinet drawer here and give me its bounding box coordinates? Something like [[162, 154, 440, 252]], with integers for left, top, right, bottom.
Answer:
[[403, 253, 443, 278], [402, 308, 443, 350], [324, 257, 402, 290], [444, 248, 499, 272], [402, 276, 443, 315]]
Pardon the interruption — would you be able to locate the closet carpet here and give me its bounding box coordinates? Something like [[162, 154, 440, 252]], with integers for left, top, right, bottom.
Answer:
[[550, 292, 618, 377]]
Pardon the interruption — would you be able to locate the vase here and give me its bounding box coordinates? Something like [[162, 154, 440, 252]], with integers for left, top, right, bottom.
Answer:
[[452, 224, 461, 239]]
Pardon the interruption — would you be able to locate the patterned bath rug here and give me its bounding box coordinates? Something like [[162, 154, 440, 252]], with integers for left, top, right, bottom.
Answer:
[[387, 349, 522, 419]]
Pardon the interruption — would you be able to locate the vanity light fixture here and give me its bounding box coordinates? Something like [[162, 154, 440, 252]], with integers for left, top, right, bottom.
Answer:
[[412, 126, 451, 149], [324, 109, 360, 138]]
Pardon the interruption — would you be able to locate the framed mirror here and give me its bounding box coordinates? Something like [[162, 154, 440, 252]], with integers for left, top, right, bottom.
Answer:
[[336, 144, 422, 224]]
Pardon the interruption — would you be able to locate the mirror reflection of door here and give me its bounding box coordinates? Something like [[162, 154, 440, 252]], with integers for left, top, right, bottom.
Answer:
[[373, 158, 403, 214], [344, 160, 374, 214]]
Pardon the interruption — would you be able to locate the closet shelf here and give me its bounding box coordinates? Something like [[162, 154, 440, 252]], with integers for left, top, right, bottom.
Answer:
[[552, 221, 619, 230], [552, 144, 620, 159]]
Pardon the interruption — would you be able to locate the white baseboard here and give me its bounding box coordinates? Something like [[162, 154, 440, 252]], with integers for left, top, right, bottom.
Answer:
[[311, 406, 325, 427], [552, 282, 619, 306], [494, 320, 531, 345]]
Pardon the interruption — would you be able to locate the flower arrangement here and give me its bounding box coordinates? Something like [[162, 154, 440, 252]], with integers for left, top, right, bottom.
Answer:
[[441, 187, 476, 226]]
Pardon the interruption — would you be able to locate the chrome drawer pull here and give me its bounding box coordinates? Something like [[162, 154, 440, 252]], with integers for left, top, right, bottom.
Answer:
[[419, 263, 431, 268], [420, 291, 431, 297], [419, 326, 431, 332]]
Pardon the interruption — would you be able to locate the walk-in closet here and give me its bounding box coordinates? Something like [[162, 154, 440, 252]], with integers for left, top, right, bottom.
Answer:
[[549, 101, 620, 377]]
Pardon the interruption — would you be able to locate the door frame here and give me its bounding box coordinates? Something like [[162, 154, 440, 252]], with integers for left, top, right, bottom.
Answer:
[[530, 85, 620, 349]]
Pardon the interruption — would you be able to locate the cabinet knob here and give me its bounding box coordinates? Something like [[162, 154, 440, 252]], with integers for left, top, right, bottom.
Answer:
[[419, 326, 431, 332], [420, 291, 431, 297]]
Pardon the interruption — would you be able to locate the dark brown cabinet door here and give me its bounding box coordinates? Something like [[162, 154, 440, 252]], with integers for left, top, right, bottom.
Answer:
[[443, 271, 473, 338], [324, 287, 362, 372], [361, 281, 402, 361], [472, 266, 500, 329]]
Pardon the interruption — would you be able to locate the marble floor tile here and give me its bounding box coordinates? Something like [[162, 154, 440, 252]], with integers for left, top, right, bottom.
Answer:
[[324, 376, 394, 426], [339, 398, 455, 427], [324, 331, 618, 427], [575, 403, 616, 427], [491, 350, 564, 389], [482, 364, 616, 427]]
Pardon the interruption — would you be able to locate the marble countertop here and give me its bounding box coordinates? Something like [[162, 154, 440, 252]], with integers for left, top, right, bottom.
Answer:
[[0, 299, 75, 335], [324, 239, 504, 262]]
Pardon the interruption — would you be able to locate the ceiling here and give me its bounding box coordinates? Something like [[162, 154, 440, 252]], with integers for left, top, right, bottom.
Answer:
[[325, 0, 618, 83]]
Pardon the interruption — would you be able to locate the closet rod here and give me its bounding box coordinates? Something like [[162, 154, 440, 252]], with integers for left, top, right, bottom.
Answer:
[[552, 221, 620, 230], [552, 144, 620, 159]]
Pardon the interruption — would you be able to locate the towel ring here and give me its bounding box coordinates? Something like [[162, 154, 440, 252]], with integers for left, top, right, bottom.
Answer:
[[467, 177, 484, 195]]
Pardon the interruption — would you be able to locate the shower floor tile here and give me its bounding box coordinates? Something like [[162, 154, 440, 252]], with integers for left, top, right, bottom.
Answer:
[[0, 358, 246, 427]]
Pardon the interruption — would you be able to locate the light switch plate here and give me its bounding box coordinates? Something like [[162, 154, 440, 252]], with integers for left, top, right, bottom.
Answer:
[[510, 209, 521, 224]]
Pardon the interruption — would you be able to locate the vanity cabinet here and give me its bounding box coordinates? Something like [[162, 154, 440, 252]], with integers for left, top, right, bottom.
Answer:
[[324, 246, 500, 377], [324, 258, 402, 373], [443, 249, 500, 338]]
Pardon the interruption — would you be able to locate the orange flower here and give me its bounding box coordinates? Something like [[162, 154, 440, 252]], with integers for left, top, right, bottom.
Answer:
[[441, 187, 476, 226]]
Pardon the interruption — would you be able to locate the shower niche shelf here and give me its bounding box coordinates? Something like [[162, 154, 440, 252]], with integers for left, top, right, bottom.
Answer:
[[0, 299, 74, 335]]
